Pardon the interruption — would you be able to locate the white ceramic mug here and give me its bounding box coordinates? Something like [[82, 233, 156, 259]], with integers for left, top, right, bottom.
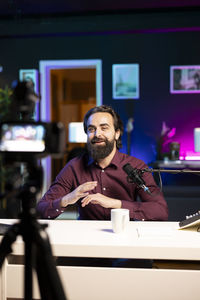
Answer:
[[111, 208, 130, 233]]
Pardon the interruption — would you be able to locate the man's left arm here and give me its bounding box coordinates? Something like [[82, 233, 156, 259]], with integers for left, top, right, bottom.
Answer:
[[81, 171, 168, 221], [81, 193, 122, 209], [121, 186, 168, 221], [81, 188, 168, 221], [120, 160, 168, 221]]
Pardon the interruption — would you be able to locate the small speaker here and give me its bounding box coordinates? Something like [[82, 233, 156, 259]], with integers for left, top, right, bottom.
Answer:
[[170, 142, 180, 160]]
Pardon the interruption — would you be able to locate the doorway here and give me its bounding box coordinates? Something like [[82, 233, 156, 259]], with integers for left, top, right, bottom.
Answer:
[[39, 59, 102, 193]]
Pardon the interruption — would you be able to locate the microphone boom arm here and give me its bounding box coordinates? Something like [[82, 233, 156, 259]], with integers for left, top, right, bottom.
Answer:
[[140, 168, 200, 175]]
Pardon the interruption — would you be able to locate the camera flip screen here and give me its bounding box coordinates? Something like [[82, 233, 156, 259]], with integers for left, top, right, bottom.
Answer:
[[0, 123, 46, 153]]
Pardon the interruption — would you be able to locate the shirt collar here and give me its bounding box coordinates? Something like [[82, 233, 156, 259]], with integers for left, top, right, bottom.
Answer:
[[87, 150, 120, 169]]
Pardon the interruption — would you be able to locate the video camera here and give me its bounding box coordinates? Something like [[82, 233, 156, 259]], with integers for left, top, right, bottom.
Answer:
[[0, 121, 66, 160], [0, 80, 66, 161]]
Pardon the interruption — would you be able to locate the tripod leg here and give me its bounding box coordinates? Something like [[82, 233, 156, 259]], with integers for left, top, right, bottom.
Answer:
[[0, 224, 19, 269], [24, 236, 33, 300], [34, 225, 67, 300]]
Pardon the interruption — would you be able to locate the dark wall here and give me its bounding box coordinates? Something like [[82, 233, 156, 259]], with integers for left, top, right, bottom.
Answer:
[[1, 10, 200, 164]]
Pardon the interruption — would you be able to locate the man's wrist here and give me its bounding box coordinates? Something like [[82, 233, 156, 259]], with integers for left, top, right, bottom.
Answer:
[[61, 195, 70, 208], [61, 193, 77, 207], [60, 197, 67, 208], [112, 199, 122, 209]]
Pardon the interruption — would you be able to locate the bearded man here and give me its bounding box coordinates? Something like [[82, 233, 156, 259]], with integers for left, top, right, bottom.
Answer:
[[37, 105, 168, 221]]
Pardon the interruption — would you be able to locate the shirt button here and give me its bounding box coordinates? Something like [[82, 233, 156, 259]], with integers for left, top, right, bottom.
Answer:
[[48, 216, 51, 219], [102, 169, 104, 172], [103, 187, 106, 191], [56, 209, 59, 212]]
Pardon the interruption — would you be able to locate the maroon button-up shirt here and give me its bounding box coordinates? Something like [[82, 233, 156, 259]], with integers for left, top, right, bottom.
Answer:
[[37, 150, 168, 220]]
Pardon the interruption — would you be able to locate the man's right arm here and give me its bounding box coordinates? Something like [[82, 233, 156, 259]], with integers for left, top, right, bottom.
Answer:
[[36, 180, 97, 219], [36, 161, 78, 219], [36, 181, 68, 219], [60, 181, 97, 207]]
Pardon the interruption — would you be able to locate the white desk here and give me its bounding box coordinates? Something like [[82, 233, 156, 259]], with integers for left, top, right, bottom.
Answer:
[[1, 219, 200, 300]]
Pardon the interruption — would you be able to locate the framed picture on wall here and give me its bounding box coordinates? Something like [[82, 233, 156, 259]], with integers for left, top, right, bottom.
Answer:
[[112, 64, 139, 99], [19, 69, 39, 93], [170, 65, 200, 94], [19, 69, 39, 119]]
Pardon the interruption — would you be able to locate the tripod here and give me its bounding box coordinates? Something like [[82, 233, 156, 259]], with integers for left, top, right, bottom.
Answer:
[[0, 162, 67, 300]]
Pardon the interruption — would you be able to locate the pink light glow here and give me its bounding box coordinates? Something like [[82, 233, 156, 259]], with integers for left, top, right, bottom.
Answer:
[[184, 156, 200, 161], [174, 126, 200, 159], [172, 128, 200, 160]]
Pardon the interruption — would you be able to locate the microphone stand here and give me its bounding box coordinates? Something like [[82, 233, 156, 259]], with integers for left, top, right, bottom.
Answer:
[[140, 168, 200, 175], [141, 167, 200, 225], [139, 167, 200, 192]]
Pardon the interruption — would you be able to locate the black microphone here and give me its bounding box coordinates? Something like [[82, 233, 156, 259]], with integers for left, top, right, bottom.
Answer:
[[123, 163, 151, 195]]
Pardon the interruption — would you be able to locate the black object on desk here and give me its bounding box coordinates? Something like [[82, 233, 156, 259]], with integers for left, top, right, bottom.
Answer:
[[179, 211, 200, 229]]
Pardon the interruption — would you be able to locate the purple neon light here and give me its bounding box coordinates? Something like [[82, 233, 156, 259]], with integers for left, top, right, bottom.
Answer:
[[2, 27, 200, 40]]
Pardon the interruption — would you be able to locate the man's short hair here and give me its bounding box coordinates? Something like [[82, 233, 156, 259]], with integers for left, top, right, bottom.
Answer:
[[83, 105, 124, 149]]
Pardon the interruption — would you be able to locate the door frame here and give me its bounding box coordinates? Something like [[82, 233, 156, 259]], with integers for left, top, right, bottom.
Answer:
[[39, 59, 102, 193]]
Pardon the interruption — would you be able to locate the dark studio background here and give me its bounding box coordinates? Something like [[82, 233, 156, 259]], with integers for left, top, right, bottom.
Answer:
[[0, 0, 200, 220]]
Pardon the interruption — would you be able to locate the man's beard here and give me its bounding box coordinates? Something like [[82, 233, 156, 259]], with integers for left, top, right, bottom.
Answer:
[[87, 137, 115, 161]]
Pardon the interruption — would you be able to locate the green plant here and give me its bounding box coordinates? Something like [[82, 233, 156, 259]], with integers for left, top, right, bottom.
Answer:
[[0, 86, 13, 121], [0, 86, 13, 211]]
